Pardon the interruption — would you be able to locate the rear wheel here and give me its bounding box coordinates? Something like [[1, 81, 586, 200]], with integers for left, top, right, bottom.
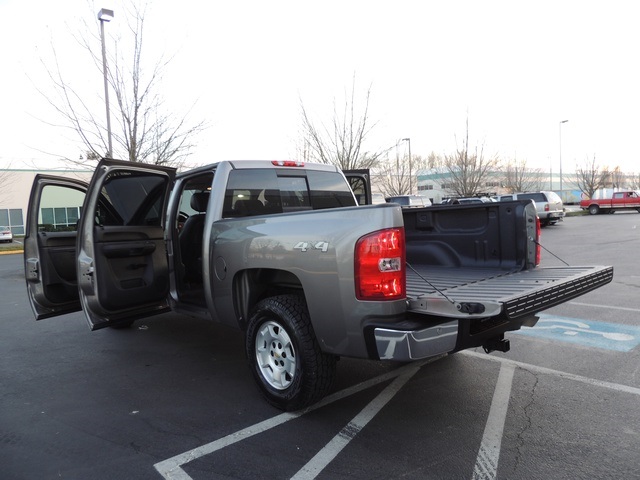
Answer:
[[245, 295, 336, 411], [588, 205, 600, 215]]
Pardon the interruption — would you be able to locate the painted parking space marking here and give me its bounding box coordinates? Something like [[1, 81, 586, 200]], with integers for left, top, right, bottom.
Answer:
[[154, 350, 640, 480], [569, 301, 640, 314], [154, 355, 444, 479], [462, 351, 640, 397], [472, 364, 515, 480], [290, 365, 421, 480], [512, 313, 640, 351]]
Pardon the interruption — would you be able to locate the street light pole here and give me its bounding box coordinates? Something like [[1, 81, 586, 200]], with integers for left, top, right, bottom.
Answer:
[[401, 138, 412, 193], [98, 8, 114, 158], [559, 119, 568, 194]]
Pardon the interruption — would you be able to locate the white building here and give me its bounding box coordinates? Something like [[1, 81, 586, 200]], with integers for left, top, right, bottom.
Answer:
[[0, 169, 93, 235]]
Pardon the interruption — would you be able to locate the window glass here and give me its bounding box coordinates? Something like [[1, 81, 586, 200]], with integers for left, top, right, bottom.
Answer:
[[97, 171, 168, 226], [518, 193, 545, 202], [306, 170, 356, 209], [223, 169, 279, 217], [222, 168, 355, 218], [38, 185, 85, 232], [277, 176, 310, 212], [348, 176, 367, 205], [0, 209, 25, 235]]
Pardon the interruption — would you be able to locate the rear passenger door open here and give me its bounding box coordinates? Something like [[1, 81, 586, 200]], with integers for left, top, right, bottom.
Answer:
[[77, 159, 176, 329], [24, 159, 176, 329]]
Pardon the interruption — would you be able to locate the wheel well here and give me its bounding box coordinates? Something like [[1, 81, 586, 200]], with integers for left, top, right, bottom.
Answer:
[[233, 268, 305, 330]]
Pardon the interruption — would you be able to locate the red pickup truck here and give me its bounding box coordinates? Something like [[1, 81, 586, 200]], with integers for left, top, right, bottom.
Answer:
[[580, 190, 640, 215]]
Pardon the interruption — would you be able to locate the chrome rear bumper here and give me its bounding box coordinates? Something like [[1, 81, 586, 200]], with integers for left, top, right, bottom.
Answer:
[[374, 320, 458, 361]]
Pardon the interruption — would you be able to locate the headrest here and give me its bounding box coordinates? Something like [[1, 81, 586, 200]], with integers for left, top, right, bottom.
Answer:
[[190, 191, 210, 213]]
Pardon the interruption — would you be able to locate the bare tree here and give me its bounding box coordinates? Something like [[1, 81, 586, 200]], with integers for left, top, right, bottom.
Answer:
[[609, 166, 625, 189], [299, 78, 382, 171], [376, 151, 412, 196], [503, 158, 544, 193], [0, 168, 13, 204], [575, 155, 609, 199], [441, 118, 499, 197], [36, 1, 206, 168]]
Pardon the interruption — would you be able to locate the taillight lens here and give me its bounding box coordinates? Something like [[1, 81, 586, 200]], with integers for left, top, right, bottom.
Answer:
[[535, 216, 541, 265], [544, 204, 549, 211], [271, 160, 304, 167], [355, 228, 405, 300]]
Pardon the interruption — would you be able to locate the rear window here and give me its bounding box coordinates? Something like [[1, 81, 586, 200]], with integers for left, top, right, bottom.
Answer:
[[223, 169, 356, 217], [544, 191, 562, 203], [518, 193, 545, 202]]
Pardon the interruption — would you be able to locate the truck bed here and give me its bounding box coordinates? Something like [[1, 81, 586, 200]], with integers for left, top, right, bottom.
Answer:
[[406, 264, 614, 319], [402, 202, 613, 320]]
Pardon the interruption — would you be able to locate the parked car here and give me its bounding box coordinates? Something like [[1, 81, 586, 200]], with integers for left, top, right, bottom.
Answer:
[[385, 195, 432, 208], [495, 191, 564, 226], [0, 226, 13, 243]]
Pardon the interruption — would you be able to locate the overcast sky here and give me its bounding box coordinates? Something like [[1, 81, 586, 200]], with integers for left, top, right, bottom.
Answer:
[[1, 0, 638, 174]]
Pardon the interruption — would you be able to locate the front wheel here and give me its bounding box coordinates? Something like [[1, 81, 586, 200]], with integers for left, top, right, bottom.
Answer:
[[588, 205, 600, 215], [245, 295, 336, 411]]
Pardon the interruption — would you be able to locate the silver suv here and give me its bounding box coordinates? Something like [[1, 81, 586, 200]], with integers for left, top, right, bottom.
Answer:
[[495, 191, 564, 226]]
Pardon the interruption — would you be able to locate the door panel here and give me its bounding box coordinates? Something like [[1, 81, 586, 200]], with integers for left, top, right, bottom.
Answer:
[[77, 159, 176, 329], [24, 177, 87, 319], [92, 226, 167, 311]]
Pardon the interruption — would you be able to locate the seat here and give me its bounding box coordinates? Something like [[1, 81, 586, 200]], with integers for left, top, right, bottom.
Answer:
[[234, 199, 264, 217], [179, 191, 209, 283]]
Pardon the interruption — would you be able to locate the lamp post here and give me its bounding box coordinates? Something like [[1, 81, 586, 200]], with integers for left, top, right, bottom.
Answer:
[[98, 8, 114, 158], [559, 119, 568, 194], [401, 138, 412, 193]]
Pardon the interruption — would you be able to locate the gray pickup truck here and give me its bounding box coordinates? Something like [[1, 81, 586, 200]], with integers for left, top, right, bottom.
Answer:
[[24, 159, 613, 410]]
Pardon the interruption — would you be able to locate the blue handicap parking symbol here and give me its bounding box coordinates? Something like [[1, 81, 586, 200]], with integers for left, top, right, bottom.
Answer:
[[513, 313, 640, 352]]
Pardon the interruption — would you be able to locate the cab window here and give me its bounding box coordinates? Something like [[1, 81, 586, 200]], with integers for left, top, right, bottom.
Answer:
[[38, 185, 85, 232], [96, 172, 168, 226]]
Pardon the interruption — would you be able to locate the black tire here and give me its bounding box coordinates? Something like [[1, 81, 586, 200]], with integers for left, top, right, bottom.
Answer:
[[588, 205, 600, 215], [245, 294, 336, 411]]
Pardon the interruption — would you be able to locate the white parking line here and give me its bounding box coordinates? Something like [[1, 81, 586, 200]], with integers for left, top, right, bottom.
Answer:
[[154, 355, 445, 479], [569, 301, 640, 313], [290, 365, 421, 480], [462, 351, 640, 396], [155, 351, 640, 480], [472, 364, 515, 480]]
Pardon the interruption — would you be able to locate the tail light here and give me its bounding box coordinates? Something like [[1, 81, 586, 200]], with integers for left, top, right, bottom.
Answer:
[[355, 228, 405, 300], [271, 160, 304, 167], [535, 216, 541, 266], [544, 204, 549, 211]]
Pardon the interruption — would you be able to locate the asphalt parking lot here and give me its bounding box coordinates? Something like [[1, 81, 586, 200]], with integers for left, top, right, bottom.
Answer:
[[1, 212, 639, 480]]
